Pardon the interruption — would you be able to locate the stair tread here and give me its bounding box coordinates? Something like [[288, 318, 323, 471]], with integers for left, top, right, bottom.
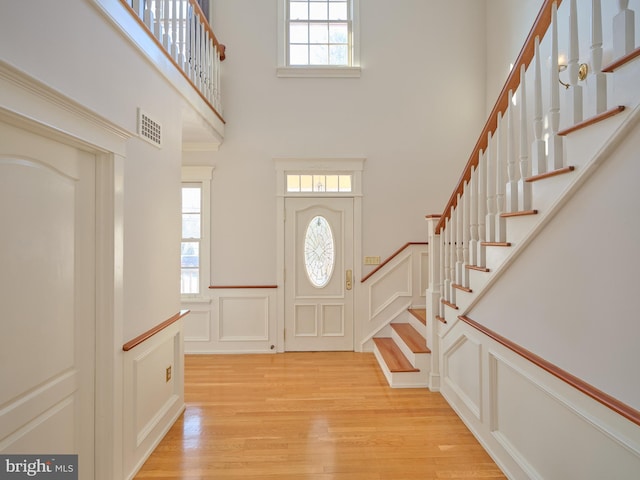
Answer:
[[391, 323, 431, 353], [408, 308, 427, 325], [373, 338, 420, 372]]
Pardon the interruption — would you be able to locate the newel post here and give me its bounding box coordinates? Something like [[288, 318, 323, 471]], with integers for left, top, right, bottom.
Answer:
[[425, 215, 442, 391]]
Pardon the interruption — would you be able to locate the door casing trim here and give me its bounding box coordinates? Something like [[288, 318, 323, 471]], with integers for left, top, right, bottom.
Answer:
[[274, 156, 365, 352]]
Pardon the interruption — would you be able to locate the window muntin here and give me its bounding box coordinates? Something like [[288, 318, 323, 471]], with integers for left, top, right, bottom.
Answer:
[[287, 0, 351, 66], [304, 215, 335, 287], [286, 174, 352, 193], [181, 185, 201, 294]]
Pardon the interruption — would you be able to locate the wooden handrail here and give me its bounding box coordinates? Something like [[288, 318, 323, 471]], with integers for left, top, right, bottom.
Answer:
[[602, 46, 640, 73], [361, 242, 427, 283], [435, 0, 561, 234], [459, 315, 640, 427], [122, 310, 190, 351]]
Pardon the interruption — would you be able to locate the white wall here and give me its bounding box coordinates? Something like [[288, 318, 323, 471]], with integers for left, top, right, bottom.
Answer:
[[485, 0, 543, 113], [197, 0, 487, 284]]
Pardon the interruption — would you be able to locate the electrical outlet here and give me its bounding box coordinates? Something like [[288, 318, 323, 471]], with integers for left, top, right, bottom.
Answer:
[[165, 365, 172, 383], [364, 256, 380, 265]]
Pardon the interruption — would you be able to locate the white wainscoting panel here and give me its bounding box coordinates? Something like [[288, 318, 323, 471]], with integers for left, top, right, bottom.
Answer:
[[440, 319, 640, 480], [369, 253, 412, 318], [124, 320, 185, 480], [183, 301, 211, 342], [443, 334, 482, 420], [183, 288, 277, 353], [219, 296, 269, 341]]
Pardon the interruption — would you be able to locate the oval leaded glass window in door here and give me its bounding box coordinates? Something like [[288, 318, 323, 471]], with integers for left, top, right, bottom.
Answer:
[[304, 215, 335, 287]]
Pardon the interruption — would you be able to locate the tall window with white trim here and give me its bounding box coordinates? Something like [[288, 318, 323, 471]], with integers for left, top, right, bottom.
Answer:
[[181, 184, 201, 294], [181, 166, 213, 296]]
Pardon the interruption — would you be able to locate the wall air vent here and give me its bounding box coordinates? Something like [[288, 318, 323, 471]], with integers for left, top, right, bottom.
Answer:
[[137, 109, 162, 148]]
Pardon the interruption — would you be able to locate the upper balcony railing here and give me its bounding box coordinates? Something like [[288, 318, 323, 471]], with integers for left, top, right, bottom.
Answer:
[[122, 0, 225, 123]]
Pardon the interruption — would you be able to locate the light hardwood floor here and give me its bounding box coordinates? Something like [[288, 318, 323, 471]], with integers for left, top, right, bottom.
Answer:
[[135, 352, 506, 479]]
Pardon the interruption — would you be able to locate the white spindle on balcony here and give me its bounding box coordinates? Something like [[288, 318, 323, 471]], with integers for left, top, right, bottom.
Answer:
[[177, 0, 186, 68], [505, 90, 519, 213], [154, 0, 161, 39], [548, 2, 564, 171], [613, 0, 636, 58], [127, 0, 224, 119], [518, 65, 532, 211]]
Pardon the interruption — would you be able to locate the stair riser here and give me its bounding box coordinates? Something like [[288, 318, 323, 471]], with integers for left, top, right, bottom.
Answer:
[[390, 328, 430, 370], [406, 312, 427, 337]]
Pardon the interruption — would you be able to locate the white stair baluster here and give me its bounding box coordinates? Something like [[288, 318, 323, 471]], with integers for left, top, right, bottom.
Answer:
[[518, 65, 532, 211], [505, 90, 519, 213], [613, 0, 635, 58], [548, 2, 564, 172], [163, 0, 171, 50], [455, 194, 463, 287], [469, 164, 479, 267], [476, 148, 486, 267], [531, 37, 546, 175], [439, 223, 446, 318], [485, 132, 496, 243], [449, 206, 457, 305], [495, 112, 507, 243], [462, 181, 470, 288], [565, 0, 583, 125], [588, 0, 607, 116], [442, 216, 451, 312]]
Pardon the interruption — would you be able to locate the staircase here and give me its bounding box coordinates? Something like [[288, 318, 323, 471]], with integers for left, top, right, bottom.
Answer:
[[372, 308, 431, 388]]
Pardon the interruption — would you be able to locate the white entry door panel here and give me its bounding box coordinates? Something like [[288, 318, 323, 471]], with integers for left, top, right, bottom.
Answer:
[[0, 120, 95, 476], [285, 197, 354, 351]]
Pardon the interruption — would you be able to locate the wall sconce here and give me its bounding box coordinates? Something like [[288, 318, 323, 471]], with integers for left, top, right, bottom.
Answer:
[[558, 62, 588, 89]]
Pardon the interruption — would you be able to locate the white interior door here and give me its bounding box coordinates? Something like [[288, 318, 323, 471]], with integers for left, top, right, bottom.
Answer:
[[285, 197, 354, 351], [0, 120, 95, 476]]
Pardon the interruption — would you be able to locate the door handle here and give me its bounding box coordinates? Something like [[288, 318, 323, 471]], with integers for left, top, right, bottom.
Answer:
[[346, 269, 352, 290]]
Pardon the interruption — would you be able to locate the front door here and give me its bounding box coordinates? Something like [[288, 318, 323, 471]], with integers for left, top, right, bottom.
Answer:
[[284, 197, 354, 351], [0, 120, 95, 476]]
